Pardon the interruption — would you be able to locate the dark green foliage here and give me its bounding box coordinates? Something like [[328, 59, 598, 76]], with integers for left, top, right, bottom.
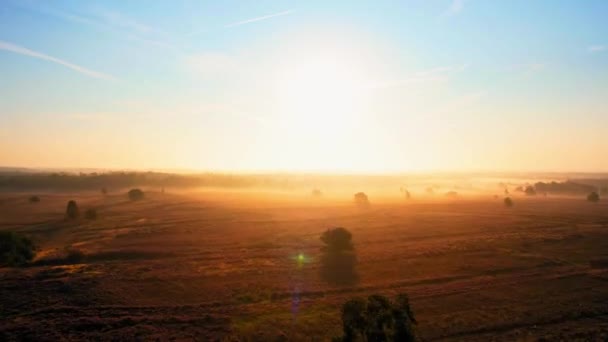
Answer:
[[354, 192, 369, 207], [504, 197, 513, 207], [337, 293, 417, 342], [28, 195, 40, 203], [0, 231, 36, 266], [85, 208, 97, 220], [320, 228, 358, 285], [587, 191, 600, 203], [66, 200, 79, 219], [128, 188, 144, 201]]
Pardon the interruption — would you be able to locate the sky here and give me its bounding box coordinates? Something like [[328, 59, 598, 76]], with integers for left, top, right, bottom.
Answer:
[[0, 0, 607, 173]]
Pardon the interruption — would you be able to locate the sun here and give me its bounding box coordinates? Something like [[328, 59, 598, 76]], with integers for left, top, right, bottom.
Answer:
[[275, 51, 370, 139]]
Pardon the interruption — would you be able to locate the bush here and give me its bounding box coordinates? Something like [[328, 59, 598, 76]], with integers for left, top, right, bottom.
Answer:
[[524, 186, 536, 196], [312, 189, 323, 197], [128, 188, 144, 201], [66, 200, 79, 219], [445, 191, 458, 198], [337, 293, 417, 342], [28, 195, 40, 203], [0, 231, 36, 266], [587, 191, 600, 203], [320, 228, 357, 285], [354, 192, 369, 207], [504, 197, 513, 207], [65, 247, 86, 264], [101, 187, 107, 195], [84, 208, 97, 220]]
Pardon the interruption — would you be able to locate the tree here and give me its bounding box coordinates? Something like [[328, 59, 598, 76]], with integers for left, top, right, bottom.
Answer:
[[66, 200, 79, 219], [0, 231, 36, 266], [504, 197, 513, 207], [354, 192, 369, 207], [312, 189, 323, 197], [337, 293, 417, 342], [587, 191, 600, 203], [128, 188, 144, 201], [320, 228, 358, 285], [28, 195, 40, 203]]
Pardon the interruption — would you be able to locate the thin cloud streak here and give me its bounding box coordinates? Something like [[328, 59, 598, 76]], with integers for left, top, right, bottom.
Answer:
[[588, 45, 606, 53], [224, 9, 295, 28], [366, 65, 467, 90], [0, 41, 116, 80]]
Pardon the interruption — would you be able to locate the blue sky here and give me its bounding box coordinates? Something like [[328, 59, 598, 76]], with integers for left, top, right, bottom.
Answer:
[[0, 0, 607, 172]]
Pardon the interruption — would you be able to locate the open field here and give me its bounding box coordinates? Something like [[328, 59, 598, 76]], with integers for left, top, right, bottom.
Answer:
[[2, 190, 608, 341]]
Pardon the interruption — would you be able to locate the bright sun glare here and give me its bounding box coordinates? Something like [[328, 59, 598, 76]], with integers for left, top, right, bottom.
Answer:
[[275, 51, 370, 140]]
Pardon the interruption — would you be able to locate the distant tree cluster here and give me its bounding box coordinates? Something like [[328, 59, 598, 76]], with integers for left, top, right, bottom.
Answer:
[[336, 293, 417, 342]]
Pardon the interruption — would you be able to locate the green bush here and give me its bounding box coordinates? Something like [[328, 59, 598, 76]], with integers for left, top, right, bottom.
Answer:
[[66, 200, 79, 219], [128, 188, 144, 201], [0, 231, 36, 266]]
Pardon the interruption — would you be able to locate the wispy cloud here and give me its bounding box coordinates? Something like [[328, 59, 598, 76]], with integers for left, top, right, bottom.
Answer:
[[441, 0, 466, 18], [366, 65, 467, 90], [224, 9, 295, 28], [588, 45, 606, 53], [10, 1, 175, 51], [0, 41, 116, 80]]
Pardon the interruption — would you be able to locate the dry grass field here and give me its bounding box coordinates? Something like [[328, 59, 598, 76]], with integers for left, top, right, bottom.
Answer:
[[2, 189, 608, 341]]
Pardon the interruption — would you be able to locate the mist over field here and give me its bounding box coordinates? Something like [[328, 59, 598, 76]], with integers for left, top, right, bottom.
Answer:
[[2, 0, 608, 340]]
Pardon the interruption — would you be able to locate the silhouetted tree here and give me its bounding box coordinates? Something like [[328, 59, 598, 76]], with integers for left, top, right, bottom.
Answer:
[[587, 191, 600, 203], [128, 188, 144, 201], [28, 195, 40, 203], [320, 228, 358, 285], [66, 200, 79, 219], [0, 231, 36, 266], [337, 293, 417, 342], [504, 197, 513, 207], [354, 192, 369, 207]]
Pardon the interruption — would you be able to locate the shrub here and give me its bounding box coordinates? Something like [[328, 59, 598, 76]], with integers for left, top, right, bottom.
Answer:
[[28, 195, 40, 203], [0, 231, 36, 266], [84, 208, 97, 220], [504, 197, 513, 207], [320, 228, 357, 285], [101, 187, 107, 195], [312, 189, 323, 197], [66, 200, 79, 219], [587, 191, 600, 203], [353, 192, 369, 207], [336, 293, 417, 342], [524, 186, 536, 196], [128, 188, 144, 201], [445, 191, 458, 198]]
